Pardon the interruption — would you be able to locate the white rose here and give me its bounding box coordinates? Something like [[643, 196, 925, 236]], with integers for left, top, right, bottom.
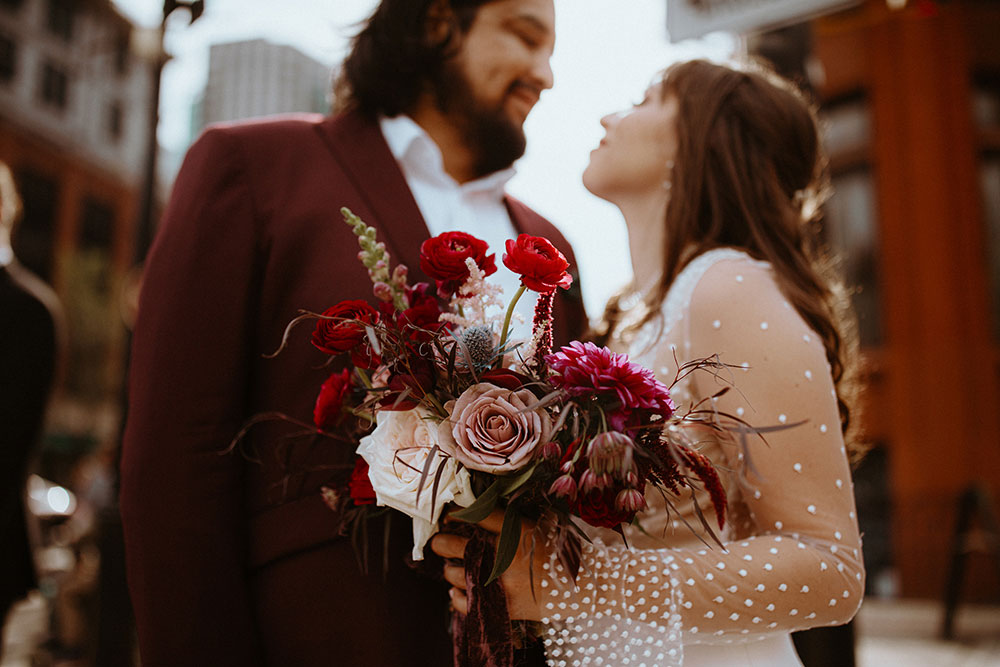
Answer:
[[357, 407, 475, 560]]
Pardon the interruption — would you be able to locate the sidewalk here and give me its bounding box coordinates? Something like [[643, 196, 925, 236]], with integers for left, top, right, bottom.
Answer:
[[3, 593, 999, 666], [856, 598, 1000, 667]]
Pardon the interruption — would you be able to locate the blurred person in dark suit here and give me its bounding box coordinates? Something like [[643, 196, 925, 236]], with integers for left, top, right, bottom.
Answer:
[[119, 1, 585, 665], [0, 161, 63, 627]]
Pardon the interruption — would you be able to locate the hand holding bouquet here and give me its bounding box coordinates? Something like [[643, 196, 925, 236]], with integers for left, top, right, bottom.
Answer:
[[277, 209, 729, 575]]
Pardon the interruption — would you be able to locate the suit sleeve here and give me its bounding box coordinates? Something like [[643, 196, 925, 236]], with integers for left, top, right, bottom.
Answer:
[[120, 128, 265, 666]]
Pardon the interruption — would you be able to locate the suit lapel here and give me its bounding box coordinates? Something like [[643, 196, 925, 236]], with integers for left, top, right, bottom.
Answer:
[[315, 112, 431, 283], [504, 196, 531, 237]]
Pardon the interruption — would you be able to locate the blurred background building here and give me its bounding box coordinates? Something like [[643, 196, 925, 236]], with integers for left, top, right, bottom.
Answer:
[[0, 0, 153, 446], [2, 0, 999, 665], [197, 38, 330, 128]]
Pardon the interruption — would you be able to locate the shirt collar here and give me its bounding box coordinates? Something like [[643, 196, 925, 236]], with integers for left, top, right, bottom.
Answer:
[[379, 114, 516, 196]]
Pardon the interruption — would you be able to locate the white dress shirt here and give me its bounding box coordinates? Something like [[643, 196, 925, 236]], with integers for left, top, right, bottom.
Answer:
[[379, 114, 535, 343]]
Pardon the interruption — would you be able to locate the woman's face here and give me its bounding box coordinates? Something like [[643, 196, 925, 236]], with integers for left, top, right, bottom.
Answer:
[[583, 82, 679, 205]]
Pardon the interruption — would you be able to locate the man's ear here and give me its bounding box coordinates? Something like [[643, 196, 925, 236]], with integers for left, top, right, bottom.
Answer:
[[424, 0, 456, 49]]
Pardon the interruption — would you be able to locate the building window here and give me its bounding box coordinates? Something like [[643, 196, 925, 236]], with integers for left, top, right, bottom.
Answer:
[[68, 197, 116, 400], [40, 61, 68, 110], [0, 32, 15, 83], [80, 197, 114, 253], [825, 168, 883, 346], [820, 96, 883, 346], [981, 156, 1000, 340], [975, 82, 1000, 340], [46, 0, 75, 42], [114, 30, 130, 76], [108, 101, 123, 141], [13, 168, 58, 282]]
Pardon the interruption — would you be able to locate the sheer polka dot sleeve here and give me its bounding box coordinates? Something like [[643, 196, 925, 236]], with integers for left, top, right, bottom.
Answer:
[[539, 256, 864, 666]]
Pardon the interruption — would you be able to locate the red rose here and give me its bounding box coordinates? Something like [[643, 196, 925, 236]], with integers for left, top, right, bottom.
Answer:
[[478, 368, 534, 391], [313, 369, 352, 430], [378, 354, 437, 411], [502, 234, 573, 293], [311, 300, 381, 368], [572, 488, 637, 529], [349, 456, 377, 505], [420, 232, 497, 296]]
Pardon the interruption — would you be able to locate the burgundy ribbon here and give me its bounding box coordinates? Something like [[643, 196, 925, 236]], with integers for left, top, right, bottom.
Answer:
[[451, 525, 514, 667]]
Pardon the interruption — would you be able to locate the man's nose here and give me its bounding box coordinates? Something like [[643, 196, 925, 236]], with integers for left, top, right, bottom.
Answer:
[[532, 52, 554, 91]]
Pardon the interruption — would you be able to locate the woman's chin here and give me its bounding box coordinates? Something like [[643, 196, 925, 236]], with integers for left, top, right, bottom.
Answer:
[[581, 167, 606, 200]]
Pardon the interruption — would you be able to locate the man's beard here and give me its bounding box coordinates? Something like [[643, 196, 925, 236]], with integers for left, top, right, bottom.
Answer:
[[431, 60, 527, 179]]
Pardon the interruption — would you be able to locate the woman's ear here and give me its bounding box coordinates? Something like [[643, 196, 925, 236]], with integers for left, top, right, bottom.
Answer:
[[424, 0, 456, 48]]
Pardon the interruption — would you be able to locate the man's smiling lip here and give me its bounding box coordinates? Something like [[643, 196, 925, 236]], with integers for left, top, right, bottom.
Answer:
[[508, 84, 541, 113]]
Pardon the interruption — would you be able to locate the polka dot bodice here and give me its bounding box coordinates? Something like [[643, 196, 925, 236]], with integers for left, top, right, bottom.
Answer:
[[540, 249, 865, 666]]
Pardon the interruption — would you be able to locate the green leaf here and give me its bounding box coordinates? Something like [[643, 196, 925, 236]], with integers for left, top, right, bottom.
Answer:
[[449, 476, 505, 523], [414, 444, 439, 506], [503, 461, 540, 497], [485, 507, 522, 586]]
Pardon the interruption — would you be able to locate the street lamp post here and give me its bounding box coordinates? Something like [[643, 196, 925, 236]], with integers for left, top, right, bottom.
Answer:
[[133, 0, 204, 264]]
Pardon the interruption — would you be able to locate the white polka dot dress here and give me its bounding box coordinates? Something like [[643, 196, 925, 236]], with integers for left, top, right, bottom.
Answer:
[[540, 249, 865, 666]]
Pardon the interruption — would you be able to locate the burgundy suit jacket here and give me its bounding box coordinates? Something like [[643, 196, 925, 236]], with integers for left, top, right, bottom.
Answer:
[[120, 110, 586, 666]]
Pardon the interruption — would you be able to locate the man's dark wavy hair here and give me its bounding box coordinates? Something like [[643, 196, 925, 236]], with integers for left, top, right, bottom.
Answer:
[[334, 0, 497, 118]]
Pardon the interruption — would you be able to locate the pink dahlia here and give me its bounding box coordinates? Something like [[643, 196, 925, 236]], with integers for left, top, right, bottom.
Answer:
[[545, 341, 675, 429]]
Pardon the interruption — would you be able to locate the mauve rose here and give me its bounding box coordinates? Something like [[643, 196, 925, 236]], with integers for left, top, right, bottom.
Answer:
[[438, 383, 552, 473], [502, 234, 573, 293], [420, 231, 497, 296]]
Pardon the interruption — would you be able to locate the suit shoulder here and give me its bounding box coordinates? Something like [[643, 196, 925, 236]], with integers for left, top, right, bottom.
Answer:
[[201, 113, 327, 139], [190, 113, 328, 155]]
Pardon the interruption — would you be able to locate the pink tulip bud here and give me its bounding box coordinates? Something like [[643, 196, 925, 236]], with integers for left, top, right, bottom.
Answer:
[[586, 432, 636, 475], [560, 461, 575, 474], [615, 488, 647, 513], [542, 441, 562, 460], [548, 474, 578, 502], [579, 469, 612, 494]]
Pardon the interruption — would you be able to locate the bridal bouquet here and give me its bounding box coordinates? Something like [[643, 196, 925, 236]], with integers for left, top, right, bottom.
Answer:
[[275, 208, 730, 586]]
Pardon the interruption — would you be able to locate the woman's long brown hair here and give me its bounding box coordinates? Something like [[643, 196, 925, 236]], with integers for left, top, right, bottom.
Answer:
[[593, 59, 864, 461]]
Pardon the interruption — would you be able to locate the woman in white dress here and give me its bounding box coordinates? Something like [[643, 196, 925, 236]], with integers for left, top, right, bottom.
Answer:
[[432, 59, 865, 666]]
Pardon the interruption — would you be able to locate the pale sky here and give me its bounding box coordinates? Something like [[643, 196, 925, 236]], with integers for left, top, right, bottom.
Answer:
[[111, 0, 737, 318]]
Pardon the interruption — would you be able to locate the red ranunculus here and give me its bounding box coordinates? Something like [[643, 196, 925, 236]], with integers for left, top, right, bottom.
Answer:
[[312, 300, 380, 355], [420, 231, 496, 296], [313, 368, 352, 430], [348, 456, 377, 505], [502, 234, 573, 293], [398, 282, 446, 339]]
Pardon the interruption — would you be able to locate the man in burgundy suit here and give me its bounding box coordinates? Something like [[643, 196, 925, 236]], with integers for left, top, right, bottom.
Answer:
[[120, 0, 584, 665]]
